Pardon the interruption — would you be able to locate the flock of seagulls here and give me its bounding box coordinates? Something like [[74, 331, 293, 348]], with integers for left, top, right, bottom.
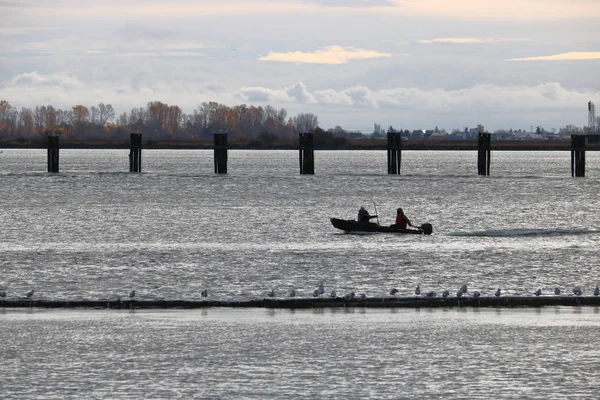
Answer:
[[1, 284, 599, 301], [259, 284, 600, 300]]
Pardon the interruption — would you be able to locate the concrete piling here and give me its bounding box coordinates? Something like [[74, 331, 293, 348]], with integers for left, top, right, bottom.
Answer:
[[477, 132, 491, 176], [214, 132, 228, 174], [299, 132, 314, 174], [129, 133, 142, 173], [47, 132, 59, 173], [387, 131, 402, 175], [571, 134, 586, 177]]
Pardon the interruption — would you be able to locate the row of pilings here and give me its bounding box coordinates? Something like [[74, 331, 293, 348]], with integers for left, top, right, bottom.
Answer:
[[1, 296, 600, 309], [42, 131, 593, 176]]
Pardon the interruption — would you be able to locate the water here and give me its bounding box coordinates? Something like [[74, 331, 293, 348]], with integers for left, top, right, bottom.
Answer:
[[1, 149, 600, 398]]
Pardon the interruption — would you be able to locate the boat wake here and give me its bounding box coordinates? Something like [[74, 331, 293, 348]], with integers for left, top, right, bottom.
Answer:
[[336, 231, 380, 236], [447, 228, 598, 238]]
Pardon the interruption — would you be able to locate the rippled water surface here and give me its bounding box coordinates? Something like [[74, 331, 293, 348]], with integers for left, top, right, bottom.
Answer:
[[1, 149, 600, 398]]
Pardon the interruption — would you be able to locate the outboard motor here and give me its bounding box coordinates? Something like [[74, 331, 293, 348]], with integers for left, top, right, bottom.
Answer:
[[420, 223, 433, 235]]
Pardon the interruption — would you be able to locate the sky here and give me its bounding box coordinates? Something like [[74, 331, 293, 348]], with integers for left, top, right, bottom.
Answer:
[[1, 0, 599, 132]]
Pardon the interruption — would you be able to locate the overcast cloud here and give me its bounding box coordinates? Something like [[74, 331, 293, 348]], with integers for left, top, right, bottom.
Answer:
[[0, 0, 598, 132]]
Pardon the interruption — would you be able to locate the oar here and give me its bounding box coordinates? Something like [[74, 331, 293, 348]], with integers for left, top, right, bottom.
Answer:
[[372, 200, 380, 226]]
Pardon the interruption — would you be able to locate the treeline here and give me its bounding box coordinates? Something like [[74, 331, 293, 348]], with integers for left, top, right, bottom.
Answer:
[[0, 100, 329, 144]]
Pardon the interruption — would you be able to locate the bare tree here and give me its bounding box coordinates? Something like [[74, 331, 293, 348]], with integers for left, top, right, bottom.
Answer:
[[34, 105, 46, 131], [72, 105, 90, 124], [19, 107, 34, 136], [0, 100, 10, 122], [117, 111, 128, 126], [292, 112, 319, 133], [90, 106, 99, 124], [5, 107, 18, 136], [276, 108, 287, 126], [129, 107, 146, 125], [45, 105, 57, 131], [56, 109, 74, 126], [98, 103, 115, 125]]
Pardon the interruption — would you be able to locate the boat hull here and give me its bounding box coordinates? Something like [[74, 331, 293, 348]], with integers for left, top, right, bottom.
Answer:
[[330, 218, 432, 235]]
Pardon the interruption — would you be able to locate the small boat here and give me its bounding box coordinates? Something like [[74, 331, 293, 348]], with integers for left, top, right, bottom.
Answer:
[[330, 218, 433, 235]]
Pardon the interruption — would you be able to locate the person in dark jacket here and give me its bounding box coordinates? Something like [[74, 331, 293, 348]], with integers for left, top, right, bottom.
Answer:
[[357, 206, 378, 223], [395, 208, 413, 229]]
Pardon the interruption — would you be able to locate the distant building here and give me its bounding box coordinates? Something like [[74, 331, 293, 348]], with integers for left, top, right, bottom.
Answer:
[[513, 132, 546, 140], [428, 132, 449, 140], [492, 132, 513, 140], [410, 130, 424, 140]]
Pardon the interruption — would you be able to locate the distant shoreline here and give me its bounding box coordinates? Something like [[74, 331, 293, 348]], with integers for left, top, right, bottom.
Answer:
[[0, 138, 587, 151]]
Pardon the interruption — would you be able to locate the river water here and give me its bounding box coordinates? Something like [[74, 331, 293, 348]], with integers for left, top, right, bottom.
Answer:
[[1, 149, 600, 398]]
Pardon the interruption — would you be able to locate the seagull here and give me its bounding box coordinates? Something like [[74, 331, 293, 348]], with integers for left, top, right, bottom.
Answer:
[[456, 290, 463, 298], [343, 292, 355, 300], [267, 289, 275, 298], [329, 290, 337, 298], [473, 291, 481, 298], [534, 289, 542, 296], [495, 288, 501, 297], [317, 284, 325, 295], [425, 291, 436, 298], [460, 284, 468, 294], [201, 289, 208, 298], [594, 287, 599, 296], [442, 290, 450, 299], [573, 287, 582, 296], [289, 289, 296, 298], [390, 288, 398, 296], [554, 287, 560, 295], [129, 290, 136, 299], [0, 291, 6, 298], [25, 290, 35, 299], [358, 293, 366, 301], [415, 285, 421, 296], [312, 289, 319, 297]]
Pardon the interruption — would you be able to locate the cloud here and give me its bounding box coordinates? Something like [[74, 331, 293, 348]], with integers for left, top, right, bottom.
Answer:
[[8, 71, 83, 88], [1, 36, 206, 58], [3, 0, 599, 22], [236, 80, 597, 112], [390, 0, 600, 20], [286, 81, 315, 102], [235, 82, 315, 103], [0, 26, 60, 35], [3, 1, 315, 19], [304, 0, 394, 6], [259, 46, 392, 64], [2, 72, 598, 131], [419, 38, 529, 44], [509, 51, 600, 61]]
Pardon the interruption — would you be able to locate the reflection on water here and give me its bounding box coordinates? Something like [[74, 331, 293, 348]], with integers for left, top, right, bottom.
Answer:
[[2, 150, 600, 398], [1, 308, 599, 399]]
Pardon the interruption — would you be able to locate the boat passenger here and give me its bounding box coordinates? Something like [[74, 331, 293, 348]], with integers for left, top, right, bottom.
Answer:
[[395, 208, 413, 229], [357, 206, 377, 223]]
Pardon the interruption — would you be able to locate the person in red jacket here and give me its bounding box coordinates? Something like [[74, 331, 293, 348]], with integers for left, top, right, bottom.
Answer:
[[395, 208, 413, 229]]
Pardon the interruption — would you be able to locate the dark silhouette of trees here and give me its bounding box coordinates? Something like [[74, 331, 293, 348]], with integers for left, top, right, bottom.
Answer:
[[0, 99, 322, 144]]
